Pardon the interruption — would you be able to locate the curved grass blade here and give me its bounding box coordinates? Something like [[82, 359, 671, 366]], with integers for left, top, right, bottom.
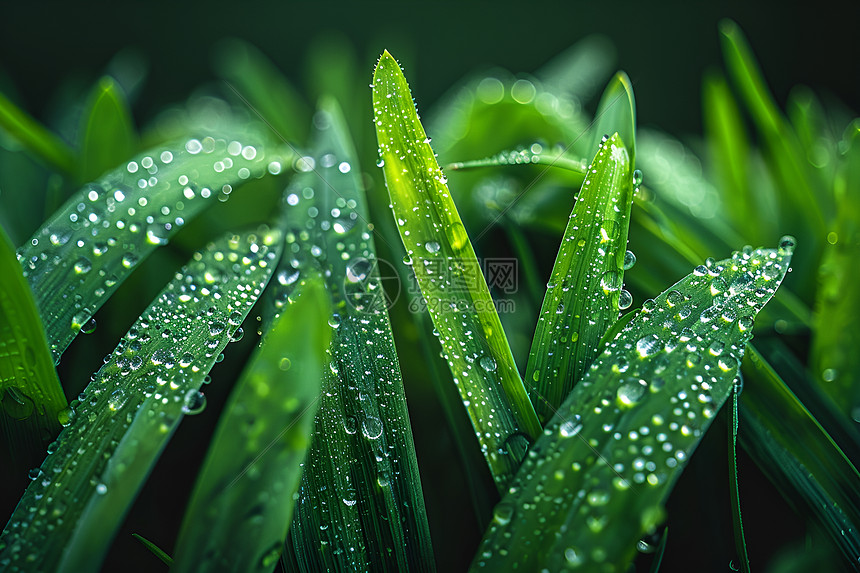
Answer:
[[0, 224, 66, 451], [0, 228, 282, 573], [740, 341, 860, 569], [811, 119, 860, 415], [18, 131, 291, 363], [524, 132, 633, 423], [446, 146, 588, 174], [79, 76, 138, 182], [276, 97, 435, 571], [172, 276, 330, 573], [648, 526, 669, 573], [0, 90, 76, 175], [590, 71, 636, 167], [132, 533, 173, 567], [373, 50, 541, 490], [470, 239, 794, 572], [728, 380, 750, 573]]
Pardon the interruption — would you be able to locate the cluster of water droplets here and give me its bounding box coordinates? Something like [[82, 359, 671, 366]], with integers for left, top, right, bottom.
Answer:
[[472, 238, 794, 572], [16, 133, 285, 363], [0, 229, 280, 571]]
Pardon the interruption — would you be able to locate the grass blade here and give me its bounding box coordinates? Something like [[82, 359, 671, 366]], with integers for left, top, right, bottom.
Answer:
[[470, 239, 794, 572], [728, 380, 750, 573], [0, 223, 66, 452], [524, 132, 633, 423], [0, 90, 76, 175], [811, 119, 860, 414], [373, 51, 541, 490], [132, 533, 173, 567], [18, 131, 290, 363], [590, 71, 636, 167], [79, 77, 138, 182], [172, 276, 330, 573], [278, 97, 435, 571], [0, 228, 282, 572]]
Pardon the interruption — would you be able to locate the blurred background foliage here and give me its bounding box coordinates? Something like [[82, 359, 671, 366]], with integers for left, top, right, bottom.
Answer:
[[1, 2, 858, 572]]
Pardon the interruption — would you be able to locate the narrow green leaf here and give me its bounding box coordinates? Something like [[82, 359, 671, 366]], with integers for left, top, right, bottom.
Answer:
[[0, 90, 76, 174], [590, 71, 636, 168], [728, 380, 750, 573], [18, 131, 291, 363], [132, 533, 173, 567], [79, 77, 138, 182], [0, 228, 282, 573], [811, 119, 860, 415], [373, 50, 541, 490], [740, 341, 860, 568], [0, 223, 67, 446], [524, 132, 633, 423], [277, 97, 435, 571], [446, 146, 588, 174], [470, 239, 794, 572], [172, 276, 330, 573], [648, 527, 669, 573]]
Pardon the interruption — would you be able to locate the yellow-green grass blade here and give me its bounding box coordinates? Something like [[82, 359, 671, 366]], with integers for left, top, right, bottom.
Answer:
[[0, 223, 66, 452], [276, 97, 435, 571], [524, 133, 633, 423], [812, 119, 860, 416], [740, 341, 860, 568], [373, 50, 541, 490], [172, 276, 330, 573], [590, 71, 636, 168], [470, 239, 794, 572], [18, 131, 291, 363], [78, 76, 138, 183], [0, 90, 76, 175], [0, 228, 282, 573]]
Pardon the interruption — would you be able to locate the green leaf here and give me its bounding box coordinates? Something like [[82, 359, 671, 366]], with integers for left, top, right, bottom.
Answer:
[[0, 228, 282, 573], [132, 533, 173, 567], [524, 132, 633, 423], [0, 90, 76, 175], [373, 50, 541, 490], [811, 119, 860, 415], [78, 77, 138, 182], [172, 276, 331, 573], [277, 97, 435, 571], [470, 239, 794, 572], [728, 380, 750, 573], [17, 131, 291, 363], [590, 71, 636, 168], [740, 340, 860, 568], [0, 223, 67, 451]]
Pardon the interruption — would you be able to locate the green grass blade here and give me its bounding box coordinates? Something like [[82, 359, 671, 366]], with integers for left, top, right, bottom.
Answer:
[[278, 97, 435, 571], [470, 239, 794, 572], [18, 131, 290, 363], [0, 223, 66, 451], [0, 228, 282, 573], [132, 533, 173, 567], [740, 341, 860, 568], [728, 380, 750, 573], [0, 90, 76, 175], [373, 50, 541, 490], [446, 147, 588, 174], [172, 276, 330, 573], [648, 527, 669, 573], [79, 77, 138, 182], [811, 119, 860, 415], [535, 35, 615, 102], [590, 71, 636, 168], [524, 132, 633, 423]]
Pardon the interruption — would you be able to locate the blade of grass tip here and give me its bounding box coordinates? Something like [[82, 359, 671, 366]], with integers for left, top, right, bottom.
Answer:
[[172, 276, 331, 573], [470, 238, 795, 572], [719, 19, 827, 275], [648, 527, 669, 573], [524, 132, 633, 424], [0, 227, 282, 573], [0, 90, 76, 175], [132, 533, 173, 567], [590, 71, 636, 168], [78, 76, 138, 183], [811, 119, 860, 417], [213, 38, 310, 144], [740, 341, 860, 568], [273, 97, 435, 571], [0, 223, 67, 455], [373, 50, 541, 490], [17, 130, 292, 363], [786, 85, 838, 198], [728, 378, 750, 573]]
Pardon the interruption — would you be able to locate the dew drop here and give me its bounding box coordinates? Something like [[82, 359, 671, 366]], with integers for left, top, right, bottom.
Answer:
[[182, 390, 207, 415], [618, 289, 633, 310], [362, 416, 383, 440], [601, 270, 622, 293], [493, 502, 514, 525], [425, 241, 441, 254], [623, 250, 637, 270], [559, 419, 583, 437], [636, 334, 661, 358], [617, 378, 648, 406], [632, 169, 643, 187], [80, 317, 97, 335], [479, 356, 497, 372], [74, 257, 92, 274], [778, 235, 796, 256]]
